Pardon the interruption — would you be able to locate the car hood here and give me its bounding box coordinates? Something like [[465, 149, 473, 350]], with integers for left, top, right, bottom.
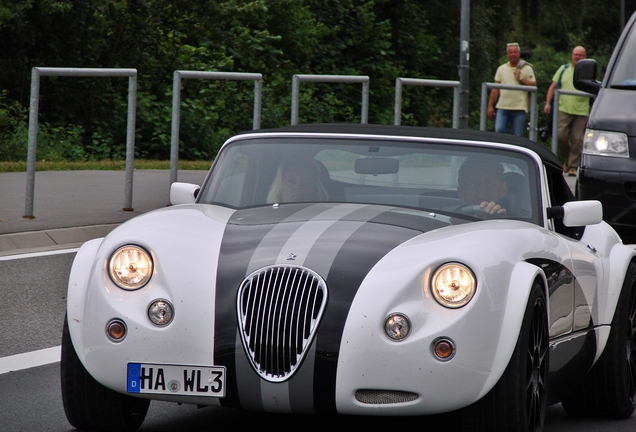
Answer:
[[211, 203, 447, 331], [589, 87, 636, 137]]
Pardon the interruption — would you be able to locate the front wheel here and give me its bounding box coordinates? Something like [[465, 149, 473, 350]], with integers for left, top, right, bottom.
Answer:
[[460, 282, 548, 432], [60, 315, 150, 431]]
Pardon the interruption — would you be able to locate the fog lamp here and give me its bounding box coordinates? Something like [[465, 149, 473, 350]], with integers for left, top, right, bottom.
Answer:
[[106, 319, 127, 342], [384, 313, 411, 341], [148, 299, 174, 326]]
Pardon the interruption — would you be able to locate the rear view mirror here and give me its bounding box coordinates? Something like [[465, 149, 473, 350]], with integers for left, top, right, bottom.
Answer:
[[355, 157, 399, 175], [574, 59, 601, 95]]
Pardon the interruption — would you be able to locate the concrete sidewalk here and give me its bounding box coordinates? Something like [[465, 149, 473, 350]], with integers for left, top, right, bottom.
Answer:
[[0, 170, 207, 256]]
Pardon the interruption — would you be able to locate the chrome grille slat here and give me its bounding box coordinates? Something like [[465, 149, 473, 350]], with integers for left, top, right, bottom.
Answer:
[[237, 265, 328, 382], [279, 268, 295, 372]]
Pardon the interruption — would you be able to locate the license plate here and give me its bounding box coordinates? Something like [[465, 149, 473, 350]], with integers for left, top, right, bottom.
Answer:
[[127, 363, 225, 397]]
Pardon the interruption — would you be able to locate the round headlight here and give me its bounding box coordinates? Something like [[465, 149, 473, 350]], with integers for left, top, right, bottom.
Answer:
[[109, 245, 153, 290], [430, 263, 476, 308], [594, 134, 609, 151]]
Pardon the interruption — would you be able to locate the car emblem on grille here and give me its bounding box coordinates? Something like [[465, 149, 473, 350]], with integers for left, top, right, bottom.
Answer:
[[237, 265, 328, 382], [286, 253, 297, 261]]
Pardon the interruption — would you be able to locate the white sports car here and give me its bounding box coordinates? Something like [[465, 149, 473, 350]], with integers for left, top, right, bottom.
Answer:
[[62, 124, 636, 432]]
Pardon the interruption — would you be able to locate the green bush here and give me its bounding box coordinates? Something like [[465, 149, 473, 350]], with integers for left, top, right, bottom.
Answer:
[[0, 90, 28, 161]]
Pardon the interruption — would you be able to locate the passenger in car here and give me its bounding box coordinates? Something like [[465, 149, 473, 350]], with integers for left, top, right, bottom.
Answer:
[[456, 156, 509, 217], [267, 158, 330, 203]]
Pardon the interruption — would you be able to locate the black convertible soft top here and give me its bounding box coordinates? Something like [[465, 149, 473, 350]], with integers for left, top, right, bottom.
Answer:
[[235, 123, 562, 171]]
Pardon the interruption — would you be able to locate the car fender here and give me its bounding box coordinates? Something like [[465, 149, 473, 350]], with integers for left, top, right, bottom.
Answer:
[[479, 260, 547, 397], [335, 226, 547, 415], [600, 242, 636, 324], [593, 242, 636, 361], [66, 237, 103, 365], [69, 205, 235, 391]]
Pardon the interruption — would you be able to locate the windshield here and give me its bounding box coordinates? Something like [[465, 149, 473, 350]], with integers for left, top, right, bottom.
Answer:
[[609, 20, 636, 88], [198, 136, 541, 225]]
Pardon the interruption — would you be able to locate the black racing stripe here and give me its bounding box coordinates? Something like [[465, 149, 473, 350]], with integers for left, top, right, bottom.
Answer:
[[312, 222, 422, 414], [215, 204, 330, 408], [214, 223, 273, 409]]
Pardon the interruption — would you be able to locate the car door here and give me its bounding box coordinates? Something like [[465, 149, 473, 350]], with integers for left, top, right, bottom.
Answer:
[[545, 164, 598, 336]]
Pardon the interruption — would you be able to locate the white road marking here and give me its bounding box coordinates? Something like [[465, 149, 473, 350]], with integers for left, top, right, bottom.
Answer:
[[0, 248, 79, 261], [0, 248, 77, 374], [0, 346, 60, 375]]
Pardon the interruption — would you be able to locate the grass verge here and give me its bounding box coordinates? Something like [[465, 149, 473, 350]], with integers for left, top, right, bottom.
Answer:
[[0, 160, 211, 173]]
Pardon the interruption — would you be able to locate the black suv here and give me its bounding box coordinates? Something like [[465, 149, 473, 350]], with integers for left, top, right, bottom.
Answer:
[[575, 11, 636, 243]]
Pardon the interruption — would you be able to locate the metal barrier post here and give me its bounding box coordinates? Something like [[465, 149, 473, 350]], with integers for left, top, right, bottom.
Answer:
[[290, 74, 370, 125], [551, 89, 594, 154], [394, 78, 460, 127], [170, 71, 263, 186], [480, 82, 538, 141], [24, 67, 138, 219]]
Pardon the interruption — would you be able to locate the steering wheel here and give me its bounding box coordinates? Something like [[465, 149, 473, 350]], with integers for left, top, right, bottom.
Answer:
[[457, 204, 505, 219]]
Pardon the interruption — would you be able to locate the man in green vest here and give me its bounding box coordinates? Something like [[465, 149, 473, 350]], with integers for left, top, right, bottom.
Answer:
[[543, 46, 589, 177]]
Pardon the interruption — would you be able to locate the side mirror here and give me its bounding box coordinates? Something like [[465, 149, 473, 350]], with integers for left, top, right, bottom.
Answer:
[[547, 200, 603, 227], [574, 59, 601, 95], [170, 182, 200, 205]]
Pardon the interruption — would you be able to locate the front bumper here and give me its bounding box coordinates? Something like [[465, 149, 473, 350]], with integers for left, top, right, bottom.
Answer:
[[578, 156, 636, 243]]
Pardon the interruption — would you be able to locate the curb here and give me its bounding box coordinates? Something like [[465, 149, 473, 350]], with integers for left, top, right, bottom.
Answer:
[[0, 224, 118, 257]]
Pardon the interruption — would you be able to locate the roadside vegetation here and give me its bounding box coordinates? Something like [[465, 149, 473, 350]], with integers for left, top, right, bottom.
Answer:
[[0, 160, 211, 173], [0, 0, 633, 166]]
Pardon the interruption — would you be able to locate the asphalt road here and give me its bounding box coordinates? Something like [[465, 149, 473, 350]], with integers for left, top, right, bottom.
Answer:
[[1, 363, 634, 432], [1, 248, 635, 432]]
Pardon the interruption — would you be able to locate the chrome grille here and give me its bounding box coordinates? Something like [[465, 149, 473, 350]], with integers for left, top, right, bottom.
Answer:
[[237, 265, 328, 382]]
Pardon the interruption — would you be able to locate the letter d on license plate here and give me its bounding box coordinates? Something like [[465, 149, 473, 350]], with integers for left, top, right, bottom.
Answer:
[[127, 363, 225, 397]]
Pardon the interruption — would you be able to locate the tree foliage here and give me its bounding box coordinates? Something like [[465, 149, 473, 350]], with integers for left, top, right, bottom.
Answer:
[[0, 0, 634, 161]]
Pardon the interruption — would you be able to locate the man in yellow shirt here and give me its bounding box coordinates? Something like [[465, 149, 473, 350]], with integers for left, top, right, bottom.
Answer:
[[487, 43, 537, 137], [543, 46, 589, 176]]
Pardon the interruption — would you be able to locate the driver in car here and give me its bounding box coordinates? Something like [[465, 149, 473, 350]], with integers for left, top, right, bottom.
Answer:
[[456, 156, 508, 217], [267, 158, 329, 203]]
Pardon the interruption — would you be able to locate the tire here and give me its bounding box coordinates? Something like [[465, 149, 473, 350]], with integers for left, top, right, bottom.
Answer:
[[460, 282, 548, 432], [61, 315, 150, 431], [561, 262, 636, 418]]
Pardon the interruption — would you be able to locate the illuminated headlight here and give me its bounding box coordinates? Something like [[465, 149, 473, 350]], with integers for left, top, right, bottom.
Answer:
[[109, 245, 153, 290], [583, 129, 629, 157], [430, 263, 476, 308], [384, 313, 411, 341]]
